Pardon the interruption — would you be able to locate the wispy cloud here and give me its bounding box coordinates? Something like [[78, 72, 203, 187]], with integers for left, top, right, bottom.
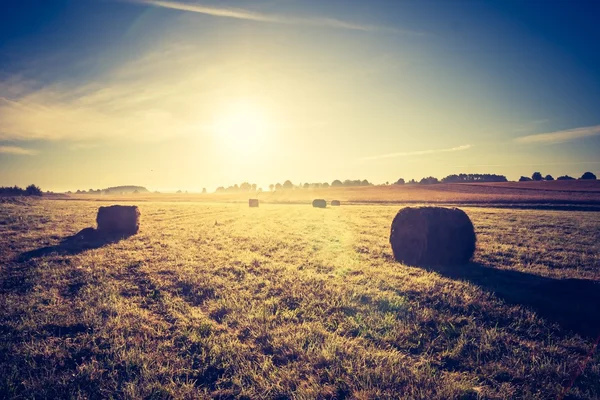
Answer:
[[0, 49, 224, 143], [0, 145, 38, 155], [0, 41, 378, 145], [126, 0, 418, 34], [515, 125, 600, 144], [362, 144, 472, 161]]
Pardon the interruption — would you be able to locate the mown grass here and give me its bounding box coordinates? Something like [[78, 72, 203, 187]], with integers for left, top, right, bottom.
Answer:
[[0, 200, 599, 399]]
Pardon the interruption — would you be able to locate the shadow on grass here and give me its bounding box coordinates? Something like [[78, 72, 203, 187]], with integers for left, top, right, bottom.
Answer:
[[16, 228, 133, 262], [428, 262, 600, 338], [1, 229, 133, 295]]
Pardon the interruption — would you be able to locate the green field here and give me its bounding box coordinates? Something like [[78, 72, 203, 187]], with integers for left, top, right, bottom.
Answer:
[[1, 200, 599, 399]]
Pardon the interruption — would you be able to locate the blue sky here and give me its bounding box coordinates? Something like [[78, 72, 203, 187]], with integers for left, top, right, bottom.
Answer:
[[0, 0, 599, 191]]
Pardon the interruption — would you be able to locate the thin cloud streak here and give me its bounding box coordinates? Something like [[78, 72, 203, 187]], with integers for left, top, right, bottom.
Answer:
[[362, 144, 472, 161], [127, 0, 417, 34], [0, 50, 223, 143], [515, 125, 600, 144], [0, 145, 38, 155]]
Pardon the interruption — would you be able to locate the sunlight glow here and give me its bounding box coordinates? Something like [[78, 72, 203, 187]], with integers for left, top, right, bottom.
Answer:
[[212, 101, 273, 155]]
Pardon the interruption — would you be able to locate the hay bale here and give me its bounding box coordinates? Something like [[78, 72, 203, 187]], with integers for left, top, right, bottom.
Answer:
[[312, 199, 327, 208], [249, 199, 259, 207], [389, 207, 475, 266], [96, 205, 140, 235], [331, 200, 341, 206]]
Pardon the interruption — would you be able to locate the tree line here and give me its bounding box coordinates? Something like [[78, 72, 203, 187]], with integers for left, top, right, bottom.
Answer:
[[2, 171, 596, 197], [67, 185, 149, 195], [215, 179, 373, 193], [213, 172, 597, 193], [393, 172, 596, 185], [518, 171, 596, 182], [394, 173, 508, 185], [0, 184, 43, 196]]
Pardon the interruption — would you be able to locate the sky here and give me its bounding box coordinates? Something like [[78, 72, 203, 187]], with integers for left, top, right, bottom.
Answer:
[[0, 0, 599, 192]]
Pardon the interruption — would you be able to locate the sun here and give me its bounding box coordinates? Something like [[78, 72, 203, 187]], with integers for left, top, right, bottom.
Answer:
[[212, 101, 272, 153]]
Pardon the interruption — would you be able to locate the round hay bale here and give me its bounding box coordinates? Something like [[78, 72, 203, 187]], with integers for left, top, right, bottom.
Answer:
[[389, 207, 475, 266], [312, 199, 327, 208], [96, 205, 140, 235], [249, 199, 259, 207], [331, 200, 341, 206]]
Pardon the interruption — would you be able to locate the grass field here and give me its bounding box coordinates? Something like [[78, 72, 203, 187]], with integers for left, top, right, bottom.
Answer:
[[1, 199, 599, 399]]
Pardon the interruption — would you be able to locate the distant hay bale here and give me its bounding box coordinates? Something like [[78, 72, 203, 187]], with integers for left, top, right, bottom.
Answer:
[[389, 207, 475, 266], [249, 199, 259, 207], [96, 205, 140, 235], [331, 200, 341, 206], [312, 199, 327, 208]]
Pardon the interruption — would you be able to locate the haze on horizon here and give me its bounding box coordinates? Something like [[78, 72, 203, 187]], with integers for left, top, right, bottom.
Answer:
[[1, 0, 599, 192]]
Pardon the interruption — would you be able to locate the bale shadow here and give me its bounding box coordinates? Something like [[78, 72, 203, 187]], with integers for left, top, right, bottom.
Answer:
[[427, 262, 600, 338], [16, 228, 134, 262]]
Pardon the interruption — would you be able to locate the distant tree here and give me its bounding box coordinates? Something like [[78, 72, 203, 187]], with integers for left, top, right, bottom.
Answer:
[[283, 180, 293, 189], [202, 188, 207, 194], [251, 184, 257, 192], [557, 175, 575, 181], [322, 182, 330, 188], [0, 185, 42, 196], [519, 176, 533, 182], [580, 171, 597, 180], [101, 185, 148, 194], [331, 179, 343, 187], [419, 177, 439, 185], [275, 183, 282, 190], [385, 181, 389, 185], [1, 186, 19, 196], [176, 190, 182, 193], [240, 182, 251, 191], [303, 183, 309, 189], [441, 173, 507, 183], [544, 174, 554, 181], [133, 189, 139, 194], [407, 179, 417, 184], [215, 186, 225, 193], [269, 184, 274, 192], [25, 184, 42, 196], [531, 172, 543, 181], [395, 178, 405, 185]]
